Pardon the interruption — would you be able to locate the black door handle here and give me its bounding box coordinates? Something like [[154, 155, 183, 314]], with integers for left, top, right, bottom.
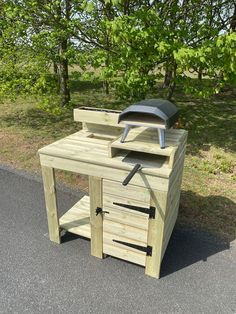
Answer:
[[122, 164, 141, 186]]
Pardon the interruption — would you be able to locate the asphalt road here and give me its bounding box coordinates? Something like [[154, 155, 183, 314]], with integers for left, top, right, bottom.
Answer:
[[0, 165, 235, 314]]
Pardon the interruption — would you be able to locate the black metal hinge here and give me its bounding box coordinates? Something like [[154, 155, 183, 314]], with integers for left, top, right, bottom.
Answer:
[[113, 202, 155, 219], [113, 240, 152, 256]]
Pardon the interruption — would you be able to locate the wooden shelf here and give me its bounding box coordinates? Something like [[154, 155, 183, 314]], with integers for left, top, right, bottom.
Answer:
[[59, 195, 147, 266], [109, 127, 185, 158], [59, 196, 91, 239]]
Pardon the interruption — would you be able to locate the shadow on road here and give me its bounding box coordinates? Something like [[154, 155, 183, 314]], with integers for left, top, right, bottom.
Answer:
[[60, 225, 230, 279], [161, 225, 230, 278]]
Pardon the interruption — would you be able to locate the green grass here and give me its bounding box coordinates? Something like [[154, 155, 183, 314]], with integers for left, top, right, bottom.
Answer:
[[0, 82, 235, 240]]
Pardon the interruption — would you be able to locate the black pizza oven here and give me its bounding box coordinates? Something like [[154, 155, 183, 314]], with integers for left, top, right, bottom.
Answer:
[[118, 99, 179, 148]]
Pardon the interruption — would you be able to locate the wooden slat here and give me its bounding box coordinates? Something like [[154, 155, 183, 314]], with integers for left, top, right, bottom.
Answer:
[[103, 243, 146, 266], [74, 107, 121, 127], [53, 142, 108, 156], [110, 139, 174, 158], [59, 195, 91, 238], [89, 177, 103, 258], [145, 190, 167, 278], [41, 166, 60, 244], [39, 141, 171, 178], [169, 132, 188, 169], [161, 202, 179, 260], [103, 194, 150, 219], [103, 219, 148, 243], [165, 167, 183, 220], [102, 209, 148, 231], [169, 145, 187, 187], [83, 123, 124, 138], [39, 154, 170, 191], [51, 143, 107, 157], [67, 135, 111, 146], [103, 179, 151, 204]]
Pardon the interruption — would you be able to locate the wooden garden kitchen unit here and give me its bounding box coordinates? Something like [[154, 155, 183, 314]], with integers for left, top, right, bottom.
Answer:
[[38, 107, 187, 278]]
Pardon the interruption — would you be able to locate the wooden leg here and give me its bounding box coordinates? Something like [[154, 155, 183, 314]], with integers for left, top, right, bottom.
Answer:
[[89, 176, 104, 259], [145, 191, 166, 278], [41, 166, 60, 244], [145, 218, 164, 278]]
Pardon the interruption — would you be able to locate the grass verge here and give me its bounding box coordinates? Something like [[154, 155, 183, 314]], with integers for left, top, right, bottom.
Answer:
[[0, 85, 235, 240]]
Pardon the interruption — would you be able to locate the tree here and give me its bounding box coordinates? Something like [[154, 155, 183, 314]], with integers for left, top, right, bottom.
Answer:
[[77, 0, 236, 100], [1, 0, 84, 106], [0, 1, 52, 100], [1, 0, 235, 106]]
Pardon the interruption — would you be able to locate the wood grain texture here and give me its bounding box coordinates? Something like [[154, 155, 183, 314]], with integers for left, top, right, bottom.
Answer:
[[89, 176, 103, 258], [59, 196, 91, 238], [145, 190, 167, 278], [41, 166, 60, 244], [73, 107, 121, 127], [59, 195, 146, 266], [39, 154, 170, 191], [38, 130, 172, 179], [39, 118, 188, 277]]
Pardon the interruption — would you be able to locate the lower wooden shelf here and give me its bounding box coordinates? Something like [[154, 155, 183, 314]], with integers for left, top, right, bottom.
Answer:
[[59, 196, 91, 239], [59, 195, 147, 266]]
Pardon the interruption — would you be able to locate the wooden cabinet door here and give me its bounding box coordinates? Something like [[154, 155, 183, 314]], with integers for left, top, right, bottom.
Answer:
[[102, 179, 151, 266]]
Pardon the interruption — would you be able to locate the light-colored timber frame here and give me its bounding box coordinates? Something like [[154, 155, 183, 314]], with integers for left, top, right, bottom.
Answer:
[[39, 107, 187, 279]]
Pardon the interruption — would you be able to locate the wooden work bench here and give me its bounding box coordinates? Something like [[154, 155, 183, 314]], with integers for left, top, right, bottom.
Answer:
[[38, 107, 188, 278]]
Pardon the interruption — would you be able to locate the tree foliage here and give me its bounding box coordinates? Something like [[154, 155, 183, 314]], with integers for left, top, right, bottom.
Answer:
[[0, 0, 235, 106]]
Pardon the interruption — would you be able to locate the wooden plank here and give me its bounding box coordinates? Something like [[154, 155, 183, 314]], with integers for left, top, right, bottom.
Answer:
[[83, 123, 124, 138], [109, 127, 185, 161], [39, 140, 171, 179], [103, 179, 151, 204], [165, 190, 181, 222], [41, 166, 60, 244], [169, 145, 187, 187], [103, 219, 148, 243], [169, 133, 188, 169], [110, 138, 174, 158], [59, 195, 91, 239], [52, 142, 108, 156], [102, 208, 148, 231], [164, 191, 180, 234], [103, 194, 150, 219], [73, 107, 121, 127], [145, 190, 167, 278], [39, 154, 170, 191], [67, 135, 111, 146], [89, 176, 103, 258], [161, 171, 183, 259], [103, 243, 146, 266], [165, 163, 183, 220], [161, 202, 179, 260]]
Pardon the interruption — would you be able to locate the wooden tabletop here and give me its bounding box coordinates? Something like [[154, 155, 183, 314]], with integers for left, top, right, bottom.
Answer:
[[38, 128, 187, 179]]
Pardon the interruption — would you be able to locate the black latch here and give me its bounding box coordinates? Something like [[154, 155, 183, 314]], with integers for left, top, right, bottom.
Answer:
[[96, 207, 109, 216], [113, 202, 155, 219], [113, 239, 152, 256]]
